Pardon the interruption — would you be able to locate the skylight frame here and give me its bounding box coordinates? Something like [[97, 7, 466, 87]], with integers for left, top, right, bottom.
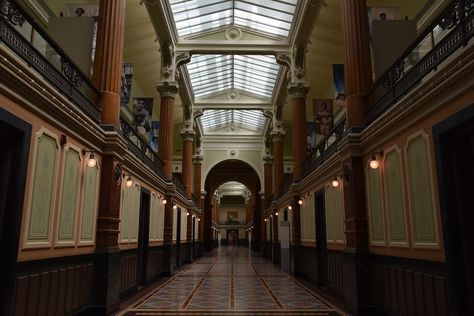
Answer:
[[200, 109, 266, 133], [168, 0, 299, 39]]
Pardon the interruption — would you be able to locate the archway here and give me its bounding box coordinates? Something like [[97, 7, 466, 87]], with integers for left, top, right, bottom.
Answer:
[[203, 159, 262, 251]]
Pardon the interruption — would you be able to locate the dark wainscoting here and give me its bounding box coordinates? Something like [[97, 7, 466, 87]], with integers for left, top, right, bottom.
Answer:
[[12, 254, 94, 316], [326, 250, 344, 297], [273, 242, 281, 264], [238, 239, 247, 246], [295, 245, 318, 283], [119, 249, 138, 297], [146, 246, 166, 282], [179, 243, 189, 265], [369, 254, 449, 316], [194, 241, 203, 258], [261, 241, 272, 258]]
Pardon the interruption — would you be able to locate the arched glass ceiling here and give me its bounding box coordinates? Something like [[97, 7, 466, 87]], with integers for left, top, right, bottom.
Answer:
[[186, 54, 279, 99], [200, 109, 266, 132], [169, 0, 298, 38]]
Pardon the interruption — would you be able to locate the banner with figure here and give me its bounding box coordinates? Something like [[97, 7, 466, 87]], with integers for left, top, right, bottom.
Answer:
[[120, 63, 134, 107], [150, 121, 160, 152], [313, 99, 334, 137], [332, 64, 346, 108], [132, 97, 153, 136]]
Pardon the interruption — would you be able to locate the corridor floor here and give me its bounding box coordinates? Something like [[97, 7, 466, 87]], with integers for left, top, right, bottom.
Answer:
[[116, 246, 348, 315]]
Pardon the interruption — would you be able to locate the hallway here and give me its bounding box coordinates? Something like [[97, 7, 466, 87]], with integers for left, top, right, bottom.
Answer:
[[115, 246, 348, 316]]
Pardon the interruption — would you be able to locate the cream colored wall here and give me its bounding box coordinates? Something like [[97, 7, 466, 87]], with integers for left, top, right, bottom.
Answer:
[[0, 100, 101, 262], [219, 205, 246, 222], [300, 193, 316, 244], [202, 149, 263, 188]]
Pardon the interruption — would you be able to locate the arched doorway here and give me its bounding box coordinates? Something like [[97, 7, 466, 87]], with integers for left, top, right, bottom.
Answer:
[[203, 160, 262, 251]]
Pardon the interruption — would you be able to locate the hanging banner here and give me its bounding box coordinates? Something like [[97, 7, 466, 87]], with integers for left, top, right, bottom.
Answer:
[[120, 63, 134, 107], [132, 97, 153, 136], [313, 99, 334, 137], [150, 121, 160, 152], [332, 64, 346, 108]]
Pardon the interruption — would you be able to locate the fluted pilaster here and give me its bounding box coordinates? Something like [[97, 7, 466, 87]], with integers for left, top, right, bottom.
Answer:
[[288, 83, 309, 181], [93, 0, 126, 126], [341, 0, 373, 128]]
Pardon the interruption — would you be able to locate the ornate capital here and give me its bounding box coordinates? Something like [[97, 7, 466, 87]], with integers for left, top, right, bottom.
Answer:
[[263, 154, 273, 164], [157, 81, 179, 99], [288, 82, 310, 99], [180, 125, 196, 141], [193, 146, 203, 163], [271, 120, 286, 141]]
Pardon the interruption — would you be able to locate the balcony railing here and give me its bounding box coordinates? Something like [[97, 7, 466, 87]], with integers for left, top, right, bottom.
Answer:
[[0, 0, 101, 122], [218, 221, 247, 226], [302, 116, 347, 177], [120, 116, 164, 178], [366, 0, 474, 123]]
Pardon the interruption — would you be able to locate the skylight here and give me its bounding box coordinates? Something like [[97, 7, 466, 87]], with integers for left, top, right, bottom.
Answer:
[[168, 0, 298, 38], [186, 54, 279, 99], [200, 109, 266, 132]]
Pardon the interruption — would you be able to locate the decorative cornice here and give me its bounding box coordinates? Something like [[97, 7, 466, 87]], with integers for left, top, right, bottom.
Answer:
[[180, 127, 196, 141], [270, 120, 286, 141], [157, 81, 179, 98], [287, 82, 310, 99]]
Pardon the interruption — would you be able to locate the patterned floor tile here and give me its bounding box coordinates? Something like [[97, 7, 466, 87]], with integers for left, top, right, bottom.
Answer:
[[116, 246, 348, 316]]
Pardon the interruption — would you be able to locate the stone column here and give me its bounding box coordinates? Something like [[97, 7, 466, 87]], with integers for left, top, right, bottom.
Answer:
[[340, 0, 373, 314], [90, 1, 126, 314], [288, 83, 309, 181], [271, 122, 285, 198], [272, 212, 279, 264], [92, 0, 126, 126], [163, 194, 174, 273], [157, 83, 179, 180], [291, 195, 301, 245]]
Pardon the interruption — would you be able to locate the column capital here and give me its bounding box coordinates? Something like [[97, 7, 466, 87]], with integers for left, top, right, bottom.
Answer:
[[193, 154, 204, 163], [288, 82, 310, 99], [157, 81, 179, 99], [271, 120, 286, 141], [263, 154, 273, 164], [180, 120, 196, 141]]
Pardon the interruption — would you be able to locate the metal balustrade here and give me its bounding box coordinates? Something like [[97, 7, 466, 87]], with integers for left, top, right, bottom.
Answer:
[[366, 0, 474, 123], [0, 0, 101, 122]]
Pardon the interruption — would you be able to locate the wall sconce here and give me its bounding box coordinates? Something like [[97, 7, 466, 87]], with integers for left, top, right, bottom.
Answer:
[[288, 205, 292, 210], [197, 217, 201, 221], [298, 198, 303, 205], [172, 204, 178, 210], [125, 175, 133, 187], [83, 149, 97, 168], [186, 211, 190, 216], [275, 211, 279, 216], [162, 198, 168, 205], [331, 176, 341, 188], [264, 218, 267, 222], [369, 151, 384, 169]]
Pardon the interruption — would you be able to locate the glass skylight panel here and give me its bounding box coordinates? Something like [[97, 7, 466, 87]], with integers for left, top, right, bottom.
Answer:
[[168, 0, 298, 38], [187, 54, 279, 99], [200, 110, 266, 132]]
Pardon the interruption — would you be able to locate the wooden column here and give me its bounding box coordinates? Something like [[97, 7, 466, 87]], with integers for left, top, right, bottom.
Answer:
[[340, 0, 373, 314], [291, 196, 301, 245], [93, 0, 126, 126], [157, 84, 178, 180], [181, 126, 195, 198], [263, 155, 273, 206], [90, 1, 126, 313], [341, 0, 373, 129], [271, 124, 285, 198], [288, 83, 309, 181]]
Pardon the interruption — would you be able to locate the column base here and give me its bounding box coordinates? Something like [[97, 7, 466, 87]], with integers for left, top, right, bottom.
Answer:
[[343, 248, 371, 315], [89, 249, 121, 315]]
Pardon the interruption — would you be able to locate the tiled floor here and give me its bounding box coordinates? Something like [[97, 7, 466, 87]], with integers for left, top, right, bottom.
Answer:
[[116, 246, 348, 315]]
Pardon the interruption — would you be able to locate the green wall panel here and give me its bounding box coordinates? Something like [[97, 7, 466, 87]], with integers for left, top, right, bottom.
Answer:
[[367, 168, 385, 242], [385, 150, 407, 242], [81, 164, 98, 241], [58, 149, 81, 241], [406, 135, 436, 243], [28, 134, 58, 241]]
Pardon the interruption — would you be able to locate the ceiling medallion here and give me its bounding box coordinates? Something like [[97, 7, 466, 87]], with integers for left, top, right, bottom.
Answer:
[[225, 27, 243, 40], [227, 90, 240, 101], [226, 149, 240, 158]]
